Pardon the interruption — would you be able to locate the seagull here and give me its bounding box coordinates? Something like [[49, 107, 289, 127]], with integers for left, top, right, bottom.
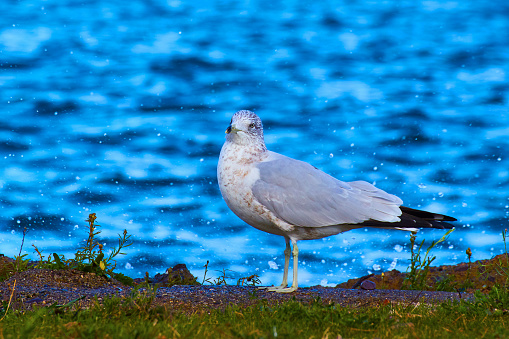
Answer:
[[217, 110, 456, 293]]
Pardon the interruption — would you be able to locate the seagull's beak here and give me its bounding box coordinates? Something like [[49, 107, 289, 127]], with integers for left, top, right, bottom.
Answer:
[[225, 124, 241, 134]]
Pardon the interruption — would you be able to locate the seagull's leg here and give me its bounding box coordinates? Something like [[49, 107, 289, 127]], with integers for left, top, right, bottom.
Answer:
[[263, 239, 299, 293], [281, 238, 291, 287], [276, 240, 298, 293], [261, 238, 291, 291]]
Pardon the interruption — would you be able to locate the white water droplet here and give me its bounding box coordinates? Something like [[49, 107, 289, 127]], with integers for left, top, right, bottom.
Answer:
[[268, 261, 278, 270]]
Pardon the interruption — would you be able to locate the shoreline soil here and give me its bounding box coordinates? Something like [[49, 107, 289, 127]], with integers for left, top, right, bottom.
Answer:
[[4, 254, 507, 312]]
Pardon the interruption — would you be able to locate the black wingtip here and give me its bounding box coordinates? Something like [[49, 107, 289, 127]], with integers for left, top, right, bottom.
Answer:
[[400, 206, 456, 222], [358, 206, 457, 230], [428, 220, 455, 230]]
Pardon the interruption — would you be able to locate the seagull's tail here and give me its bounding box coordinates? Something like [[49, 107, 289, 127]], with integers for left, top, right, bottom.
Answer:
[[358, 206, 456, 230]]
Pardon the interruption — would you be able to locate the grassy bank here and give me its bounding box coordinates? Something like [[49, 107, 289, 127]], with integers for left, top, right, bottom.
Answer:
[[1, 287, 508, 338]]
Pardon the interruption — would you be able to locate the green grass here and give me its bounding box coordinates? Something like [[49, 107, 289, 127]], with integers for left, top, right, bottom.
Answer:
[[0, 288, 508, 338]]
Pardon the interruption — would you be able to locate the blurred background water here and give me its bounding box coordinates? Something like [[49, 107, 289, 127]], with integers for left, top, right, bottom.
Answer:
[[1, 0, 508, 287]]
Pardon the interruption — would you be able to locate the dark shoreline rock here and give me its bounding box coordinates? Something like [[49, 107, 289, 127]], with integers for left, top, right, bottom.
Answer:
[[337, 253, 509, 292], [132, 263, 199, 286]]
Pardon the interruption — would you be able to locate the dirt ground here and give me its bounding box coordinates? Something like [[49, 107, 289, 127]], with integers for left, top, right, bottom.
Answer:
[[5, 254, 506, 312]]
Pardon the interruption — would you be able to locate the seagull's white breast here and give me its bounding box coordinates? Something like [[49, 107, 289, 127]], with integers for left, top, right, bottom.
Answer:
[[217, 141, 294, 236]]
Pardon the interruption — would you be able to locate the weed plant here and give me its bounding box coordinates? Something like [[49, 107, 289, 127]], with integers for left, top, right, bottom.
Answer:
[[202, 260, 261, 287], [1, 213, 133, 285], [402, 229, 454, 290], [0, 228, 31, 281], [494, 229, 509, 279]]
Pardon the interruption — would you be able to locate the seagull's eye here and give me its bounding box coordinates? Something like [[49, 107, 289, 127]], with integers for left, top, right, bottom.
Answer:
[[249, 123, 256, 129]]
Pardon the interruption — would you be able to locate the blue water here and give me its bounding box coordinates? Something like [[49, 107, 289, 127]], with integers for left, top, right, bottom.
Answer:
[[1, 1, 508, 287]]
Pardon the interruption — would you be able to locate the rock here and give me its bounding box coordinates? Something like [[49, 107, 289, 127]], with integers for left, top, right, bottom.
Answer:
[[360, 280, 376, 290], [336, 253, 509, 292], [133, 263, 200, 286]]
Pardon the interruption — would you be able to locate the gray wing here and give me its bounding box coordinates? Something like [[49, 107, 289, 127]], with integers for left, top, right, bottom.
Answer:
[[251, 155, 403, 227]]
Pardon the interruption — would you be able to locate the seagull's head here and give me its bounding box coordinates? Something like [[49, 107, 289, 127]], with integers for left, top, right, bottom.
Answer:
[[225, 110, 266, 148]]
